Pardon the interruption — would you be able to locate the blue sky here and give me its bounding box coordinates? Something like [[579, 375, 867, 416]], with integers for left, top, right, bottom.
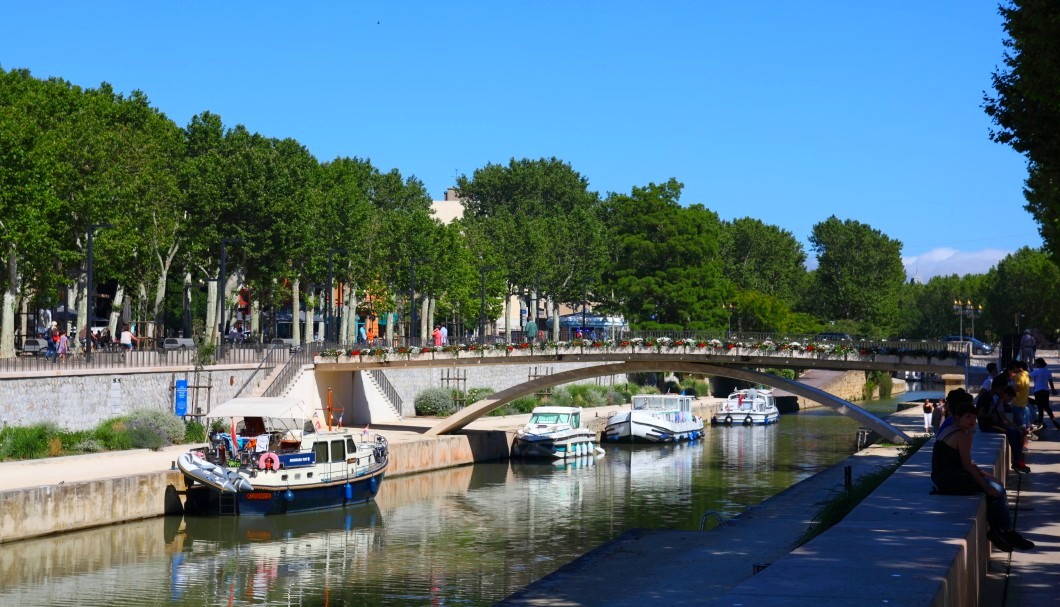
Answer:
[[0, 1, 1039, 279]]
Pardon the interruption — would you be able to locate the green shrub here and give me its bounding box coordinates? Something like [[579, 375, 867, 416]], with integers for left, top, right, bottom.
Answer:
[[679, 379, 710, 397], [75, 438, 104, 453], [125, 409, 186, 446], [506, 396, 540, 414], [567, 384, 607, 408], [466, 387, 495, 405], [546, 386, 574, 407], [605, 389, 629, 405], [0, 423, 59, 460], [612, 382, 640, 402], [93, 419, 132, 451], [415, 387, 456, 417], [128, 424, 165, 450], [184, 420, 207, 443]]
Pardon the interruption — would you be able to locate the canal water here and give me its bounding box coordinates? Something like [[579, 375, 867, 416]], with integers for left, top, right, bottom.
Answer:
[[0, 387, 942, 607]]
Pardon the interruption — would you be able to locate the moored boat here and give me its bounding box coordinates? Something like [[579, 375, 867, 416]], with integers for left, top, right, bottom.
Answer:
[[178, 397, 388, 516], [511, 406, 604, 459], [604, 394, 705, 443], [711, 388, 780, 426]]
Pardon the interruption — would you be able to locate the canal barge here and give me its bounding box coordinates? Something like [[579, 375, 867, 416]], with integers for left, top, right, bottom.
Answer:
[[603, 394, 705, 443], [178, 397, 388, 516], [711, 388, 780, 426], [511, 406, 603, 459]]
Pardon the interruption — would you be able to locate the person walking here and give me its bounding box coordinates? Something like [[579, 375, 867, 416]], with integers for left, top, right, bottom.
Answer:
[[932, 391, 1034, 552], [1019, 329, 1037, 363], [1009, 362, 1032, 432], [57, 332, 69, 362], [119, 324, 138, 353], [1030, 357, 1059, 430], [922, 399, 934, 434]]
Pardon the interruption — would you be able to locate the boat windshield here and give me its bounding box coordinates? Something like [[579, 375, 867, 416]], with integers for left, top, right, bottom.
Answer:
[[530, 413, 570, 425]]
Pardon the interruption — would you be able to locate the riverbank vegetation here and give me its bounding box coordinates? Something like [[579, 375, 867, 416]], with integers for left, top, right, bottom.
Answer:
[[0, 409, 203, 461]]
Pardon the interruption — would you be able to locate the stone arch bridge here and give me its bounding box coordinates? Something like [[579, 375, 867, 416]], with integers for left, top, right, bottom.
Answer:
[[313, 348, 966, 445]]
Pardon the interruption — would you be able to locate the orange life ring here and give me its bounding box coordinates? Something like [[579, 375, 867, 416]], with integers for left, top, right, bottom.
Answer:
[[258, 452, 280, 471]]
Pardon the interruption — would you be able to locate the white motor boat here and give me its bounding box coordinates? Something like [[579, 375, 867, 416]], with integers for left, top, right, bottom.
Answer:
[[711, 388, 780, 426], [511, 406, 603, 459], [604, 394, 705, 443]]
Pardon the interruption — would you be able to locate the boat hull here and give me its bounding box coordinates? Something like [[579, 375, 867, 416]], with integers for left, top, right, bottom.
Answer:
[[511, 430, 599, 459], [604, 412, 705, 443], [710, 412, 780, 426], [183, 469, 385, 516]]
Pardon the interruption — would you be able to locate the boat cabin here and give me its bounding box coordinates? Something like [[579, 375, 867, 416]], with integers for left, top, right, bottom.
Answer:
[[528, 406, 583, 429]]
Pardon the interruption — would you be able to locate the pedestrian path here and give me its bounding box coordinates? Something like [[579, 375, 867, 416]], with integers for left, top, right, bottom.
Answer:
[[983, 419, 1060, 606]]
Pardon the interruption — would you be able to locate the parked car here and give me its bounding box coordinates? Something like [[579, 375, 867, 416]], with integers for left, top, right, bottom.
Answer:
[[160, 337, 196, 350], [19, 337, 49, 356], [815, 332, 853, 341], [940, 336, 994, 355]]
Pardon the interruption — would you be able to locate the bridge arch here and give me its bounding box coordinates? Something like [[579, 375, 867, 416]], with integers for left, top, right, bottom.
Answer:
[[424, 361, 910, 443]]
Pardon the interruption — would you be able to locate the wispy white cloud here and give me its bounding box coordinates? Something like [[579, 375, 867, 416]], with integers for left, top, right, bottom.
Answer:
[[903, 247, 1011, 281]]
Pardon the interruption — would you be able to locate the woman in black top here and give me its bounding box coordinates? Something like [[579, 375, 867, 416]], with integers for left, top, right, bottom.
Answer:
[[932, 393, 1034, 552]]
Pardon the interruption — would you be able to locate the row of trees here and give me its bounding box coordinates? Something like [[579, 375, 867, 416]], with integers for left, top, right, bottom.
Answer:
[[1, 66, 1057, 358]]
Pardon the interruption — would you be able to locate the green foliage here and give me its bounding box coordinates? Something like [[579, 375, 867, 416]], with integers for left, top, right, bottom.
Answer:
[[809, 216, 906, 336], [128, 424, 166, 450], [604, 179, 730, 330], [862, 371, 894, 401], [720, 218, 808, 308], [0, 423, 58, 460], [415, 387, 457, 417], [566, 384, 608, 408], [466, 387, 495, 405], [125, 409, 185, 446], [93, 419, 133, 451], [184, 420, 207, 443], [765, 368, 797, 382], [611, 382, 641, 402], [677, 379, 710, 396], [984, 0, 1060, 265], [488, 396, 540, 416], [546, 386, 574, 407]]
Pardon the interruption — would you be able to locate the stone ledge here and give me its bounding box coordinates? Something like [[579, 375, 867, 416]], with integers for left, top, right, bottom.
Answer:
[[717, 432, 1007, 607]]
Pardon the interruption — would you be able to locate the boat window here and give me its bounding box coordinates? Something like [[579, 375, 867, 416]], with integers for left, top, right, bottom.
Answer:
[[530, 413, 570, 424], [571, 414, 580, 428], [303, 420, 316, 434], [313, 441, 329, 463], [331, 440, 346, 461], [346, 437, 356, 453]]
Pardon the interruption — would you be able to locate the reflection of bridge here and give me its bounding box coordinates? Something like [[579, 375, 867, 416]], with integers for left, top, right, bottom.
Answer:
[[313, 344, 968, 444]]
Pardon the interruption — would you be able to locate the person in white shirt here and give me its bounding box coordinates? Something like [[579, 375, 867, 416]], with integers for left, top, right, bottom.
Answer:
[[1030, 357, 1058, 430]]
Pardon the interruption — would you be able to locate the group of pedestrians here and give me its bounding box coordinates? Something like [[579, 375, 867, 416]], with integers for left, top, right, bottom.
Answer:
[[430, 325, 449, 346], [928, 355, 1058, 553]]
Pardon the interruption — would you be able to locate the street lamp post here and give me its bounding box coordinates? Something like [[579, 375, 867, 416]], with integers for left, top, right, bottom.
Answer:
[[85, 223, 113, 360], [327, 248, 348, 344], [218, 238, 244, 359], [479, 265, 496, 346], [410, 257, 427, 346], [952, 300, 983, 340]]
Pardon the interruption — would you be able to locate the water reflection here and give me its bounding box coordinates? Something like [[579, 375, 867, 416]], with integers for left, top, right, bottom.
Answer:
[[0, 394, 927, 607]]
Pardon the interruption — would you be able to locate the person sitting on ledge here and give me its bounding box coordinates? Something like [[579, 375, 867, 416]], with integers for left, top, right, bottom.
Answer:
[[932, 391, 1034, 552]]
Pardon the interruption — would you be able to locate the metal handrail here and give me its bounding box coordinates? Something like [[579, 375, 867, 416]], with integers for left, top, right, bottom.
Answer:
[[231, 347, 282, 398], [699, 510, 728, 530], [369, 369, 404, 410], [262, 343, 322, 398]]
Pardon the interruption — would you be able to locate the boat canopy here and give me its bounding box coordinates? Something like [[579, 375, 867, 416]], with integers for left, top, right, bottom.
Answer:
[[207, 397, 314, 421]]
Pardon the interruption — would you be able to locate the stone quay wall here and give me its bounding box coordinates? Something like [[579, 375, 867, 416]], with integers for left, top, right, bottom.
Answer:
[[0, 366, 262, 430]]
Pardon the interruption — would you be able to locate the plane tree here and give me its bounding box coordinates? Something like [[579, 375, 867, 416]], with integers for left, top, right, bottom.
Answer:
[[603, 179, 729, 330], [808, 216, 905, 337], [983, 0, 1060, 264]]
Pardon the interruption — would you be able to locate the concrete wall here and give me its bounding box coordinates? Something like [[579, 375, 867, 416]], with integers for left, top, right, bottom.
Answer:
[[0, 366, 263, 430]]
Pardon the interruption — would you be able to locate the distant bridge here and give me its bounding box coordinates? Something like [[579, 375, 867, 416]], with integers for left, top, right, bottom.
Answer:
[[313, 343, 970, 444]]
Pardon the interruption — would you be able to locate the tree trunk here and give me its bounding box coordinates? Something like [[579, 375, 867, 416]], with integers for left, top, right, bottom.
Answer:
[[205, 279, 218, 346], [504, 288, 512, 342], [109, 284, 125, 334], [551, 300, 560, 341], [292, 278, 302, 345], [250, 299, 261, 343], [1, 244, 17, 358], [386, 312, 394, 344]]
